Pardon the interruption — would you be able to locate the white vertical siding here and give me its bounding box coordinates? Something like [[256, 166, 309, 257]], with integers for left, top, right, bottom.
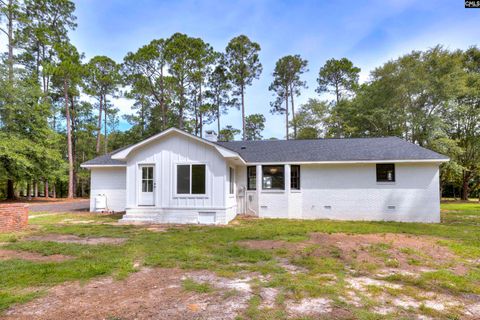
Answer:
[[119, 132, 237, 224], [126, 133, 227, 209], [90, 167, 126, 212]]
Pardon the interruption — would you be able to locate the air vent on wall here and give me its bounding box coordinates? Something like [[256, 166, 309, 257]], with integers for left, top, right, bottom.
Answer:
[[387, 205, 396, 210]]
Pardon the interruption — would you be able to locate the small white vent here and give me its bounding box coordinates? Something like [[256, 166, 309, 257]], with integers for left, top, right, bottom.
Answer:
[[198, 212, 216, 224]]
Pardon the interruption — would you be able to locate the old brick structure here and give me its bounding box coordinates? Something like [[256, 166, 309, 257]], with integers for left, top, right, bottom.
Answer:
[[0, 204, 28, 232]]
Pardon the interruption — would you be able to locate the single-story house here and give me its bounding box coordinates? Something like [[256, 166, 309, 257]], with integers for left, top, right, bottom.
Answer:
[[81, 127, 449, 224]]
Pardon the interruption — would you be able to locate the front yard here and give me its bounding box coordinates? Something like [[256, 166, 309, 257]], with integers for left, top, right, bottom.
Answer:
[[0, 202, 479, 319]]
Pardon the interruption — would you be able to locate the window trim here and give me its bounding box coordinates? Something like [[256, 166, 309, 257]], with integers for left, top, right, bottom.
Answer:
[[141, 166, 154, 193], [290, 165, 301, 191], [247, 166, 256, 191], [174, 163, 207, 197], [262, 165, 285, 190], [229, 166, 235, 195], [376, 163, 395, 183]]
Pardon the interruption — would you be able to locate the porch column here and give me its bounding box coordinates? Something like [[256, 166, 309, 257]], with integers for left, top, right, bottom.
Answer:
[[256, 165, 262, 216], [285, 164, 291, 218]]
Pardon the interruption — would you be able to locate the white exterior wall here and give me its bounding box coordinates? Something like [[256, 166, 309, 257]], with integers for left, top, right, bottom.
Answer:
[[121, 132, 236, 224], [89, 167, 126, 212], [254, 162, 440, 223], [87, 132, 441, 224]]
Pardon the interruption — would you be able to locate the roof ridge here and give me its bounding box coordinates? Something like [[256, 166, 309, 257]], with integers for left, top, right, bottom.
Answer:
[[216, 136, 399, 143]]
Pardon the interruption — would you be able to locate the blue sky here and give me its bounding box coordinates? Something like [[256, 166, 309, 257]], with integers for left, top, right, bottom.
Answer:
[[71, 0, 480, 139]]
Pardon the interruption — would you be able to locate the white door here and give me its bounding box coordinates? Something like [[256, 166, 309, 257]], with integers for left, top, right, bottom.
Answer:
[[139, 165, 155, 206]]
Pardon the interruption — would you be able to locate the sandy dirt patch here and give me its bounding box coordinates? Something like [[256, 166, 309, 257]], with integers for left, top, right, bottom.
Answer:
[[4, 268, 258, 320], [26, 234, 127, 245], [0, 249, 70, 263], [286, 297, 332, 316], [241, 233, 466, 275], [308, 233, 460, 271], [344, 274, 480, 318]]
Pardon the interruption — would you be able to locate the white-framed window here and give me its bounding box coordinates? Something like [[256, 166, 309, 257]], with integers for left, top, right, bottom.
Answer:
[[247, 166, 256, 190], [290, 165, 301, 190], [229, 167, 235, 194], [141, 166, 154, 192], [176, 164, 206, 194], [376, 164, 395, 182], [262, 165, 285, 190]]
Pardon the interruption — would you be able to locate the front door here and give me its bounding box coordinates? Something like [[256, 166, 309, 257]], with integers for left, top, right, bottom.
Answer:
[[139, 165, 155, 206]]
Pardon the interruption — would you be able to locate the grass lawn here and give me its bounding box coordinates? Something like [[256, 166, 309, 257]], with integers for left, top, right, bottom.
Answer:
[[0, 203, 479, 319]]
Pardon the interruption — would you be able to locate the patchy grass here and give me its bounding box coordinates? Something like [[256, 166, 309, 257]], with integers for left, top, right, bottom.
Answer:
[[0, 201, 479, 318], [181, 278, 213, 293]]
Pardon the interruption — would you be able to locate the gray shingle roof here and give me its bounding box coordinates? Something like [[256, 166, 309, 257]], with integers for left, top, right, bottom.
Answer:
[[81, 150, 126, 166], [82, 135, 448, 166], [215, 137, 448, 163]]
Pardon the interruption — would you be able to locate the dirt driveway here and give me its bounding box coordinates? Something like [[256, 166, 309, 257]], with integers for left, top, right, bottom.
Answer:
[[27, 199, 90, 213]]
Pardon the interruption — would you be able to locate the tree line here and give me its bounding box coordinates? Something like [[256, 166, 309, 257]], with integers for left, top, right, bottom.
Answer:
[[0, 0, 478, 200]]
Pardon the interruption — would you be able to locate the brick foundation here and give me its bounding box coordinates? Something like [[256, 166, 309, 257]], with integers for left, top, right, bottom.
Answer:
[[0, 204, 29, 232]]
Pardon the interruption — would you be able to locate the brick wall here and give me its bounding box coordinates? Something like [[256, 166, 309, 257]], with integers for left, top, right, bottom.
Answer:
[[0, 204, 28, 232]]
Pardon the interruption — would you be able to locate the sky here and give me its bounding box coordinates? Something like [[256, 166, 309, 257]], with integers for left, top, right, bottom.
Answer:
[[71, 0, 480, 139]]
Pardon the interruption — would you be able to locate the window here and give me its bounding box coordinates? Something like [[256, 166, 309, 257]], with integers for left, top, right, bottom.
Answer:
[[262, 165, 284, 190], [176, 164, 206, 194], [229, 167, 234, 194], [376, 164, 395, 182], [141, 166, 154, 192], [247, 166, 256, 190], [177, 165, 190, 194], [291, 165, 300, 190], [192, 165, 206, 194]]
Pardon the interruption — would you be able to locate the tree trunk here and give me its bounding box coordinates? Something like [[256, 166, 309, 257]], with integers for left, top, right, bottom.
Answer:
[[217, 97, 221, 136], [96, 94, 103, 154], [7, 0, 13, 83], [461, 171, 470, 201], [160, 67, 166, 130], [335, 82, 340, 105], [64, 78, 74, 199], [285, 87, 289, 140], [461, 182, 470, 201], [241, 86, 245, 141], [52, 184, 56, 198], [6, 180, 15, 200], [194, 103, 198, 136], [178, 82, 185, 129], [71, 97, 78, 196], [104, 94, 108, 154], [80, 179, 85, 198], [290, 84, 297, 139], [4, 0, 14, 128], [5, 1, 14, 200], [34, 181, 38, 197], [44, 180, 49, 198], [199, 84, 203, 138], [140, 98, 145, 136], [26, 182, 31, 200]]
